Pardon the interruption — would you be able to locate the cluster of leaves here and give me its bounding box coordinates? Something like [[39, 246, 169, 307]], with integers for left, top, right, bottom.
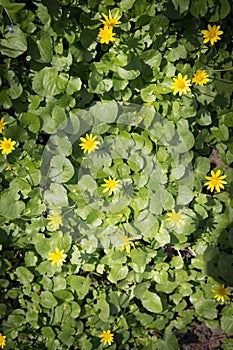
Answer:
[[0, 0, 233, 349]]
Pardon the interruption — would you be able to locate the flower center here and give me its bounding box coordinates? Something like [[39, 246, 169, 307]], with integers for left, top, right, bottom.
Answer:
[[54, 252, 62, 261], [108, 180, 117, 189], [171, 213, 182, 223], [53, 215, 62, 225], [120, 237, 130, 245], [195, 73, 202, 82], [103, 334, 112, 341], [86, 140, 95, 149], [104, 32, 112, 39], [4, 141, 11, 149], [177, 80, 185, 88], [211, 175, 220, 185], [208, 28, 216, 39]]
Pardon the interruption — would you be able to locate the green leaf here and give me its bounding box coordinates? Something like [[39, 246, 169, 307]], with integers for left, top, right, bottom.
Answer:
[[171, 0, 190, 14], [156, 281, 178, 293], [108, 264, 128, 283], [195, 300, 218, 319], [7, 80, 23, 99], [52, 53, 73, 71], [177, 185, 194, 205], [1, 1, 25, 15], [37, 32, 53, 63], [79, 175, 97, 196], [67, 276, 91, 299], [48, 155, 74, 183], [155, 227, 170, 246], [197, 109, 212, 126], [130, 248, 150, 273], [96, 294, 110, 322], [21, 112, 41, 133], [150, 15, 169, 37], [140, 50, 162, 68], [171, 165, 185, 180], [157, 329, 180, 350], [134, 282, 151, 299], [219, 0, 231, 18], [3, 311, 26, 329], [33, 233, 50, 258], [119, 0, 136, 10], [16, 267, 34, 286], [90, 101, 118, 123], [42, 326, 56, 341], [25, 252, 38, 267], [211, 125, 229, 142], [32, 67, 68, 97], [166, 45, 187, 62], [40, 291, 58, 308], [0, 26, 27, 58], [116, 66, 140, 80], [142, 291, 163, 313], [194, 157, 210, 178], [190, 0, 208, 17], [54, 290, 74, 301], [224, 112, 233, 127], [141, 85, 156, 103], [176, 119, 195, 152], [66, 77, 82, 95], [44, 183, 69, 207], [221, 316, 233, 334], [0, 190, 25, 219], [58, 326, 75, 346]]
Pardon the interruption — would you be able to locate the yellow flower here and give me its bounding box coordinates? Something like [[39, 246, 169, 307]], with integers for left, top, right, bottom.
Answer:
[[166, 209, 185, 228], [0, 333, 6, 349], [0, 118, 7, 133], [204, 170, 227, 192], [0, 137, 16, 155], [48, 213, 63, 230], [201, 24, 223, 45], [212, 284, 231, 303], [98, 25, 116, 44], [192, 70, 209, 86], [101, 176, 119, 195], [99, 9, 121, 27], [48, 247, 67, 267], [79, 134, 99, 154], [119, 236, 135, 253], [171, 73, 191, 96], [99, 330, 114, 346]]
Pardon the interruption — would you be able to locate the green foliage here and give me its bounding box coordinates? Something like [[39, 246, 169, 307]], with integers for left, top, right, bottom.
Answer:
[[0, 0, 232, 349]]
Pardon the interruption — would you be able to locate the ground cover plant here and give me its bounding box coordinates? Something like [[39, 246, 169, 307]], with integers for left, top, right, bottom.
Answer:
[[0, 0, 233, 349]]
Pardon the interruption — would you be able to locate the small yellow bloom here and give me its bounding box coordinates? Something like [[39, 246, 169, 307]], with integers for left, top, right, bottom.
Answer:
[[0, 118, 7, 133], [119, 236, 135, 253], [48, 247, 67, 267], [0, 137, 16, 155], [99, 330, 114, 346], [99, 9, 121, 27], [212, 284, 231, 303], [101, 176, 119, 195], [201, 24, 223, 45], [48, 213, 63, 230], [98, 25, 116, 44], [166, 209, 185, 228], [171, 73, 191, 96], [0, 333, 6, 348], [204, 170, 227, 192], [192, 70, 209, 86], [79, 134, 99, 154]]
